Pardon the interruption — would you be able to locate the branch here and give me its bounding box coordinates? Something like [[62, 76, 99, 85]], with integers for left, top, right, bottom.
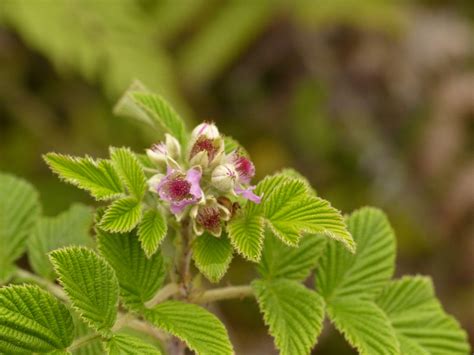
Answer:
[[14, 268, 66, 300], [145, 283, 181, 308], [68, 333, 101, 352], [191, 285, 254, 303]]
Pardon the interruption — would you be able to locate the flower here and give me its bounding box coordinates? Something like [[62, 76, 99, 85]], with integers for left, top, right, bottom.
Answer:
[[146, 134, 181, 165], [191, 198, 230, 237], [189, 122, 224, 168], [230, 153, 256, 184], [150, 167, 203, 215], [211, 164, 238, 192]]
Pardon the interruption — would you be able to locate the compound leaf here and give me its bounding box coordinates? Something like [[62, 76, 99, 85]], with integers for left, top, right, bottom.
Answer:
[[44, 153, 124, 200], [28, 204, 94, 280], [316, 207, 395, 301], [192, 232, 233, 283], [100, 197, 142, 233], [0, 173, 41, 283], [145, 301, 233, 355], [49, 247, 119, 335], [97, 229, 165, 311], [0, 285, 74, 354], [138, 209, 168, 258], [253, 279, 325, 355], [110, 147, 147, 199], [327, 297, 399, 355], [258, 232, 326, 282], [375, 276, 470, 355], [227, 214, 264, 262], [105, 333, 162, 354], [131, 92, 188, 145]]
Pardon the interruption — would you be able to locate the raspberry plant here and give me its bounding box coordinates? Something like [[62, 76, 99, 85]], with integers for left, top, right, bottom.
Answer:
[[0, 83, 470, 354]]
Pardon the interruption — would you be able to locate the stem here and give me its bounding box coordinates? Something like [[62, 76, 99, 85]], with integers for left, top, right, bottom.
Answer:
[[179, 218, 193, 296], [192, 285, 254, 303], [68, 333, 101, 351], [14, 269, 67, 300], [145, 283, 180, 308]]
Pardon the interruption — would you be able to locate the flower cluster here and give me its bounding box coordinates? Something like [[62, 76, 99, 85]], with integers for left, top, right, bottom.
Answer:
[[147, 122, 261, 237]]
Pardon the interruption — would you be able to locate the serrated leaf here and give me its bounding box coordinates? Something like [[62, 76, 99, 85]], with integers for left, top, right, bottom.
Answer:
[[258, 232, 326, 282], [316, 207, 395, 301], [138, 209, 168, 258], [28, 204, 94, 280], [131, 92, 188, 145], [327, 298, 399, 355], [145, 301, 233, 355], [49, 247, 119, 335], [0, 284, 74, 353], [44, 153, 124, 200], [100, 197, 142, 233], [227, 214, 264, 261], [375, 276, 470, 355], [192, 232, 233, 283], [97, 230, 165, 311], [106, 333, 162, 354], [0, 173, 41, 283], [110, 147, 146, 199], [253, 280, 325, 355]]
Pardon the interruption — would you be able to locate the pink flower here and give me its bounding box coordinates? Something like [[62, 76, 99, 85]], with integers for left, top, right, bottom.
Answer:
[[155, 167, 203, 214], [231, 154, 256, 184]]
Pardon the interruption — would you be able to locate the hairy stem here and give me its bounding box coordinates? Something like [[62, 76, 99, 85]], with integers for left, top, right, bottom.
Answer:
[[192, 285, 254, 303], [145, 282, 180, 308], [68, 333, 101, 351]]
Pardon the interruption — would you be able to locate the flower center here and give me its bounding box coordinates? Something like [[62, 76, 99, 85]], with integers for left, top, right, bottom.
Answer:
[[166, 178, 191, 200], [196, 207, 221, 233], [190, 136, 218, 161]]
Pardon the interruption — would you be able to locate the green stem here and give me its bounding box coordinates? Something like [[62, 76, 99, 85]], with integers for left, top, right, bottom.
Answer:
[[144, 283, 181, 308], [191, 285, 254, 303], [68, 333, 101, 351], [14, 269, 66, 300]]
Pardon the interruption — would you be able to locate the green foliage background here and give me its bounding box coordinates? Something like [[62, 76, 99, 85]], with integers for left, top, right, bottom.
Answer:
[[0, 0, 473, 352]]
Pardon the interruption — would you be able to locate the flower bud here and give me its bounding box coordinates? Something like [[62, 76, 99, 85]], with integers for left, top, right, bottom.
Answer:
[[191, 122, 220, 140], [191, 198, 230, 237], [211, 164, 237, 192], [146, 134, 181, 166]]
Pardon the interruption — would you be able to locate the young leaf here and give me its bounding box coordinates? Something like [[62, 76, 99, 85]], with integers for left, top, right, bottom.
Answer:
[[131, 92, 188, 145], [327, 298, 399, 355], [49, 247, 119, 335], [110, 147, 147, 199], [0, 173, 41, 283], [105, 333, 162, 354], [28, 204, 94, 280], [258, 232, 326, 282], [316, 207, 395, 301], [44, 153, 124, 200], [97, 230, 165, 311], [375, 276, 470, 355], [145, 301, 233, 355], [100, 197, 142, 233], [253, 280, 325, 355], [192, 232, 233, 283], [138, 209, 168, 258], [0, 285, 74, 354], [227, 214, 265, 261]]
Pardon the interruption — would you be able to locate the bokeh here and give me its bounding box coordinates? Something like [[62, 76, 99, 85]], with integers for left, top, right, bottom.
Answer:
[[0, 0, 472, 353]]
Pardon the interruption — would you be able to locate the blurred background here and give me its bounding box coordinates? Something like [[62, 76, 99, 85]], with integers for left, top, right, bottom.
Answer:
[[0, 0, 473, 353]]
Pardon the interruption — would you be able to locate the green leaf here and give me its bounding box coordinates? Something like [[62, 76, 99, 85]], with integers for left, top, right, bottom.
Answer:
[[229, 173, 354, 263], [0, 284, 74, 353], [327, 298, 399, 355], [131, 92, 188, 145], [105, 333, 161, 355], [72, 314, 104, 355], [227, 214, 265, 261], [138, 209, 168, 258], [110, 147, 147, 199], [223, 135, 249, 156], [44, 153, 124, 200], [316, 207, 395, 301], [253, 280, 325, 355], [375, 276, 470, 355], [49, 247, 119, 335], [0, 173, 41, 283], [258, 232, 326, 282], [145, 301, 233, 355], [28, 204, 94, 280], [192, 232, 233, 283], [100, 197, 142, 233], [97, 229, 165, 311]]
